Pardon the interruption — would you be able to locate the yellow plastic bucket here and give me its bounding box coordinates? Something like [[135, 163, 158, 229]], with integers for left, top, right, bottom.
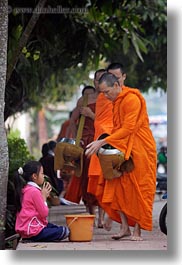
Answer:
[[65, 214, 95, 242]]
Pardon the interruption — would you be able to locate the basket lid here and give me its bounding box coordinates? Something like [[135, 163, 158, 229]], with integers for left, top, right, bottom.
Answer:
[[59, 138, 75, 145]]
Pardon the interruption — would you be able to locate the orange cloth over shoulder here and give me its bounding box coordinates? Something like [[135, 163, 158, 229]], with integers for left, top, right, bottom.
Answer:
[[95, 86, 157, 231], [57, 120, 72, 140], [87, 93, 113, 195]]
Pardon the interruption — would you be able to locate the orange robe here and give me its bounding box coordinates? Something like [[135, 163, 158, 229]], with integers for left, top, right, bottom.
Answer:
[[87, 93, 113, 196], [95, 86, 157, 231], [65, 103, 97, 205], [57, 119, 70, 140], [64, 174, 82, 203]]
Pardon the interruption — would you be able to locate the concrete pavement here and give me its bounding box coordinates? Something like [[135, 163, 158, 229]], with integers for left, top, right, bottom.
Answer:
[[16, 195, 167, 250]]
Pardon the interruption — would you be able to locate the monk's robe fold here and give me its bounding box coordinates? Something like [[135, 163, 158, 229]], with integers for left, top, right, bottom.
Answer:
[[94, 93, 113, 140], [64, 175, 82, 203], [65, 103, 97, 205], [96, 86, 157, 231], [87, 93, 113, 195]]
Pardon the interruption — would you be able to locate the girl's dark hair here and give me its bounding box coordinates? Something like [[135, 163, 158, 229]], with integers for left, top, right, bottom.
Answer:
[[14, 161, 42, 212]]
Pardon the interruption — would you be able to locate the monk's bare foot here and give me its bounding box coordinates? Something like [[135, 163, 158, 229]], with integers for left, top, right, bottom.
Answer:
[[98, 223, 104, 229], [131, 223, 143, 241], [98, 218, 104, 228], [131, 236, 143, 241], [103, 217, 112, 231], [112, 228, 131, 240], [98, 207, 105, 228]]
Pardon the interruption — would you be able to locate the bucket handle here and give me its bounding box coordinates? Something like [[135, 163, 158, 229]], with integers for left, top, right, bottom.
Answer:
[[67, 217, 78, 228]]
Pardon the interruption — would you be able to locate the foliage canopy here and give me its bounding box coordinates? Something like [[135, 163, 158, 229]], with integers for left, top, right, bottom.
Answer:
[[5, 0, 167, 120]]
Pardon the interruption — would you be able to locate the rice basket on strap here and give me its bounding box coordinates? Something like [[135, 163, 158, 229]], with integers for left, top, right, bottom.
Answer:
[[97, 134, 134, 180]]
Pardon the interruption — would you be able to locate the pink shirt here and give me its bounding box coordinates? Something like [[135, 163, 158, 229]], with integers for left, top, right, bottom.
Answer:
[[15, 182, 49, 238]]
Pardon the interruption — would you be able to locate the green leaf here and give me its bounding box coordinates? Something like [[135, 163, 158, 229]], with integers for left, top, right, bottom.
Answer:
[[136, 36, 148, 54], [131, 32, 144, 62], [12, 25, 23, 41], [25, 52, 31, 58], [33, 54, 40, 61], [22, 47, 27, 54], [123, 33, 130, 55]]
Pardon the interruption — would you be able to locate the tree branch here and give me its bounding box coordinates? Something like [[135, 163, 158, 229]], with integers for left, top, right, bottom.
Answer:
[[6, 0, 47, 84]]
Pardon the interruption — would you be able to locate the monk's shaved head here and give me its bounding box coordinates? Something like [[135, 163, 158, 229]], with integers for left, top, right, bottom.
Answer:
[[98, 72, 120, 87]]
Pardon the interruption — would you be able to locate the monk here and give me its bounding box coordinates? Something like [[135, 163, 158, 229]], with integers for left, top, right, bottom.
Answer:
[[56, 110, 74, 141], [66, 86, 96, 139], [81, 69, 112, 227], [87, 69, 114, 228], [85, 72, 157, 241], [64, 85, 98, 207], [88, 63, 127, 230]]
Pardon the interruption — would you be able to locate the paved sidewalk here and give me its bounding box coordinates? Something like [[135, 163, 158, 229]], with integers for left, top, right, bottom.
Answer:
[[16, 196, 167, 251]]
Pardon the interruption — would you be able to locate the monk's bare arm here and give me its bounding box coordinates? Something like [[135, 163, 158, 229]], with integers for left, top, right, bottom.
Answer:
[[66, 98, 83, 138], [80, 106, 95, 120], [85, 139, 107, 157]]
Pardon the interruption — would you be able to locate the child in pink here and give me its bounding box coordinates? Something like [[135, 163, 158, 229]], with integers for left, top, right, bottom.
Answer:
[[14, 161, 69, 242]]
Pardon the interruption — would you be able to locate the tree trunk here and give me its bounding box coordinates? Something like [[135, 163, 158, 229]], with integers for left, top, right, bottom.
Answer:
[[6, 0, 47, 84], [0, 0, 9, 250], [38, 108, 48, 149]]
